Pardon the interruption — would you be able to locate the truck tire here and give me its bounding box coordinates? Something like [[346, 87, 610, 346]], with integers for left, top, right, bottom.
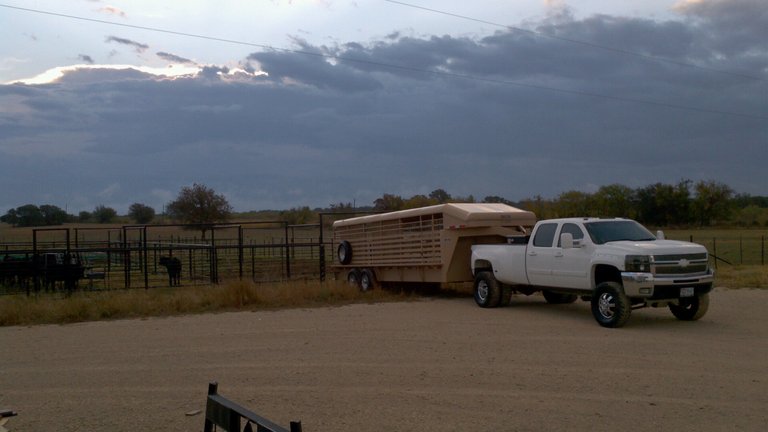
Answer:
[[591, 282, 631, 328], [347, 269, 361, 289], [360, 269, 376, 292], [542, 290, 578, 304], [337, 241, 353, 265], [669, 293, 709, 321], [499, 285, 513, 307], [474, 271, 501, 308]]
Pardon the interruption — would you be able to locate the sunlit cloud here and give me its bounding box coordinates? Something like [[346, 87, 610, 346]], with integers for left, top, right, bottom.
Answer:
[[9, 64, 200, 85], [97, 6, 127, 18]]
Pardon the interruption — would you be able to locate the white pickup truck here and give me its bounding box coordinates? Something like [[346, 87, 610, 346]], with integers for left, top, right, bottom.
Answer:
[[471, 218, 714, 327]]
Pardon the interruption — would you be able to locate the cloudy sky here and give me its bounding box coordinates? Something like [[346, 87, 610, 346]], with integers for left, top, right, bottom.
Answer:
[[0, 0, 766, 214]]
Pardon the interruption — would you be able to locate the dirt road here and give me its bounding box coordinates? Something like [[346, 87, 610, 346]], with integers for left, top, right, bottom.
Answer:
[[1, 288, 766, 431]]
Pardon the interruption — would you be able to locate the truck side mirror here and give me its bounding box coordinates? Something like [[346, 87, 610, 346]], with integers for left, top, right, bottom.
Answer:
[[656, 230, 665, 240], [560, 233, 574, 249]]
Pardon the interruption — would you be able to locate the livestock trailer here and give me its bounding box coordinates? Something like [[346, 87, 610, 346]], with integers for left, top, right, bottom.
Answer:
[[332, 203, 537, 290]]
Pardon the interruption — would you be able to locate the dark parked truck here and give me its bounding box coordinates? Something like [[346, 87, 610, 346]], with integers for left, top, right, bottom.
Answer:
[[471, 217, 715, 327]]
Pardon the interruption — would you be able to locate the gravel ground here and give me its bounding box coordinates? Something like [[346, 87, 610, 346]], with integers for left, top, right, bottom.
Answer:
[[1, 288, 767, 432]]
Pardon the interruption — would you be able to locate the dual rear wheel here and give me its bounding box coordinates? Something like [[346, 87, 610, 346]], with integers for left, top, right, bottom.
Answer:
[[346, 268, 376, 291]]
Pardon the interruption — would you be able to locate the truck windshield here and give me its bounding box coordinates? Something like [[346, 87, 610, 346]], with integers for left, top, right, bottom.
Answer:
[[583, 220, 656, 245]]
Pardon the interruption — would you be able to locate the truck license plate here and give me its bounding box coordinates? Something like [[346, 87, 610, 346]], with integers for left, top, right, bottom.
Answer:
[[680, 287, 695, 297]]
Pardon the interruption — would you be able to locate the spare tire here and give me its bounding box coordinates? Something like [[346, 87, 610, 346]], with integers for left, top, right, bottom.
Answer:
[[337, 240, 353, 265]]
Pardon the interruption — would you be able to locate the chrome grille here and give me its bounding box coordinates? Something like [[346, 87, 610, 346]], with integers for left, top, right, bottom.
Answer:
[[652, 253, 709, 276]]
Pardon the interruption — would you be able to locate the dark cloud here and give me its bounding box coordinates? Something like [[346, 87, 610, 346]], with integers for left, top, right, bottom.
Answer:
[[105, 36, 149, 53], [0, 1, 766, 213], [78, 54, 95, 64], [156, 52, 196, 65]]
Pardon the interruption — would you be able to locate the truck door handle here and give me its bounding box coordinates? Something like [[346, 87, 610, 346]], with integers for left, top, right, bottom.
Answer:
[[555, 252, 563, 257], [528, 251, 537, 256]]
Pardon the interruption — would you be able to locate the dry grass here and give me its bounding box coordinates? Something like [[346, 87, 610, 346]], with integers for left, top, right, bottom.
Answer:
[[0, 280, 414, 327], [714, 265, 768, 290], [2, 263, 765, 327]]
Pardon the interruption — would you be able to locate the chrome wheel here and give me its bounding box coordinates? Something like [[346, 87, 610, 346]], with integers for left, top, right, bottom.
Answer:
[[476, 279, 489, 303], [597, 292, 616, 319]]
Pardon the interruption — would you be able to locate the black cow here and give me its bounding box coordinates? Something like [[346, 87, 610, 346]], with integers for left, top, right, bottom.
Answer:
[[158, 256, 182, 287]]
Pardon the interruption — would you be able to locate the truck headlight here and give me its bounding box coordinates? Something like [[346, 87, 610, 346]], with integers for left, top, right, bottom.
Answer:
[[625, 255, 652, 272]]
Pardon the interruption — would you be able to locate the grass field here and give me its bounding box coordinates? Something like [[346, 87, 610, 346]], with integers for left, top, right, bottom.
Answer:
[[0, 279, 414, 327]]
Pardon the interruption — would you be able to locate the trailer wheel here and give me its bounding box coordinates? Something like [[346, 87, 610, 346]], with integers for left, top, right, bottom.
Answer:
[[346, 269, 361, 288], [337, 241, 353, 265], [360, 269, 376, 292], [474, 271, 501, 308], [591, 282, 631, 328], [669, 293, 709, 321], [542, 290, 578, 304]]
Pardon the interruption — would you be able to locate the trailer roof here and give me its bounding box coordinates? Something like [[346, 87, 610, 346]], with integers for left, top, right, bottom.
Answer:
[[332, 203, 537, 228]]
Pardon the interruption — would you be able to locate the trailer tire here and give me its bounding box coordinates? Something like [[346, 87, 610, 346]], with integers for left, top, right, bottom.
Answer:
[[474, 271, 501, 308], [591, 282, 631, 328], [337, 241, 353, 265], [360, 269, 376, 292], [669, 293, 709, 321], [542, 290, 578, 304], [346, 269, 361, 289]]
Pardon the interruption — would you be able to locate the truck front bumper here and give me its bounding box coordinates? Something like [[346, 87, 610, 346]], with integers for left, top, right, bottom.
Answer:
[[621, 269, 714, 299]]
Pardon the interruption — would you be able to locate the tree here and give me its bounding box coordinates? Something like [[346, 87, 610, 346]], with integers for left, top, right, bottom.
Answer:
[[482, 195, 514, 205], [691, 180, 733, 226], [78, 211, 92, 222], [518, 195, 556, 219], [166, 183, 232, 238], [592, 184, 636, 218], [280, 206, 314, 225], [429, 189, 451, 204], [1, 204, 44, 227], [635, 180, 692, 226], [128, 203, 156, 224], [404, 195, 436, 209], [39, 204, 69, 225], [554, 191, 593, 217], [373, 194, 405, 211], [93, 205, 117, 223]]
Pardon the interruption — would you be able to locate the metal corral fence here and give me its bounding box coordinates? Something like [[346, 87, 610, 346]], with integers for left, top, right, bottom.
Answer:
[[667, 232, 768, 268], [4, 220, 764, 295], [0, 221, 340, 296]]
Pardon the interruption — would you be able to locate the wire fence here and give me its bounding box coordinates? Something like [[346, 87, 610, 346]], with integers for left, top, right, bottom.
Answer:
[[0, 222, 336, 296], [667, 233, 767, 267]]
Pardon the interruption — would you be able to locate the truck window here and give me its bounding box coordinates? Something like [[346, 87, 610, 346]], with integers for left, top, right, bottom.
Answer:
[[584, 220, 655, 244], [557, 223, 585, 247], [533, 223, 558, 247]]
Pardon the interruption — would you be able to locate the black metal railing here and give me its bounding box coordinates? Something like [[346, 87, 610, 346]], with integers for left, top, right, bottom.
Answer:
[[204, 382, 302, 432]]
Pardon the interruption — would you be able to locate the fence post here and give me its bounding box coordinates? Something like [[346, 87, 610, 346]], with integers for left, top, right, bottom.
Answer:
[[739, 236, 743, 265], [284, 223, 291, 280], [318, 214, 326, 282], [203, 382, 218, 432], [762, 235, 765, 266], [238, 226, 244, 280], [143, 226, 149, 290], [713, 237, 717, 270]]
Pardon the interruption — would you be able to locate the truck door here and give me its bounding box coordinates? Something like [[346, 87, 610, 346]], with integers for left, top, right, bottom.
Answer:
[[550, 223, 591, 289], [526, 222, 559, 287]]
